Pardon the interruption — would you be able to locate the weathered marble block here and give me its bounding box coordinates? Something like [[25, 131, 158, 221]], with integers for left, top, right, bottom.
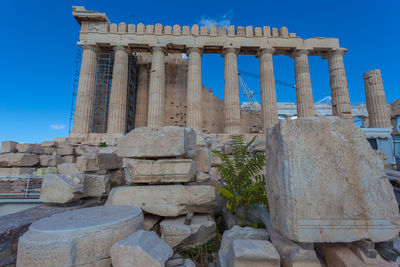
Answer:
[[16, 206, 144, 267], [265, 117, 400, 243], [110, 230, 173, 267], [116, 126, 197, 158], [0, 153, 39, 167], [106, 185, 217, 217], [76, 151, 122, 172], [124, 159, 196, 183]]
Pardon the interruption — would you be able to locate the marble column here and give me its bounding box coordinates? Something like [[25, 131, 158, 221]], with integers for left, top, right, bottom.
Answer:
[[223, 48, 240, 134], [363, 69, 391, 128], [292, 49, 315, 117], [147, 46, 167, 128], [186, 47, 203, 130], [71, 45, 98, 136], [107, 46, 129, 134], [134, 64, 149, 128], [327, 49, 353, 122], [258, 48, 278, 129]]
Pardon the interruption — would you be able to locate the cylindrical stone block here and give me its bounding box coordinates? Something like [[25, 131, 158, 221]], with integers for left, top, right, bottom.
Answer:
[[292, 49, 315, 117], [147, 46, 166, 128], [259, 48, 278, 130], [134, 64, 149, 128], [327, 49, 353, 122], [71, 46, 98, 136], [107, 46, 129, 134], [223, 48, 240, 134], [363, 69, 391, 128], [186, 47, 203, 130]]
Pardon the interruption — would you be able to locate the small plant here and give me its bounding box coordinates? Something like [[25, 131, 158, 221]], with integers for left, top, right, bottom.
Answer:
[[98, 142, 107, 147], [212, 135, 268, 225]]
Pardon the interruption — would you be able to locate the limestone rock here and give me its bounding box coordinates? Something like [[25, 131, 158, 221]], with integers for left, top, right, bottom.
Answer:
[[106, 185, 217, 216], [218, 225, 269, 266], [17, 206, 144, 267], [315, 243, 396, 267], [196, 172, 212, 182], [110, 230, 173, 267], [109, 168, 126, 186], [268, 227, 321, 267], [16, 143, 43, 154], [0, 153, 39, 167], [56, 145, 74, 156], [75, 145, 99, 155], [38, 154, 59, 167], [76, 152, 122, 172], [57, 163, 80, 174], [1, 141, 17, 153], [160, 214, 216, 250], [124, 159, 196, 184], [0, 167, 36, 176], [227, 239, 280, 267], [40, 173, 110, 203], [116, 126, 197, 158], [41, 141, 56, 147], [193, 147, 211, 173], [60, 155, 76, 163], [144, 214, 160, 231], [265, 117, 400, 242]]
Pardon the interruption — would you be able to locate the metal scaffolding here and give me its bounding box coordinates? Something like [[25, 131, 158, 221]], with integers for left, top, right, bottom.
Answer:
[[91, 52, 114, 133], [125, 55, 138, 133]]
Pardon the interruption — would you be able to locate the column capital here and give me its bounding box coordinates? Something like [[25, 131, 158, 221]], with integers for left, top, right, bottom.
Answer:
[[79, 44, 100, 53], [256, 48, 275, 58], [112, 45, 130, 53], [290, 49, 310, 58], [151, 46, 168, 55], [187, 47, 203, 56], [323, 48, 348, 59], [222, 47, 239, 57]]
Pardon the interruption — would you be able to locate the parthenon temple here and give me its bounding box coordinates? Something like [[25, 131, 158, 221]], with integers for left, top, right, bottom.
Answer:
[[70, 6, 370, 141]]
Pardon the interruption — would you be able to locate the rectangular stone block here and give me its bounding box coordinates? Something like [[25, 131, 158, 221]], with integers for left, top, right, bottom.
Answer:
[[0, 153, 39, 167], [57, 163, 80, 174], [265, 117, 400, 242], [61, 155, 75, 164], [1, 141, 17, 153], [16, 144, 43, 154], [124, 159, 196, 183], [56, 146, 74, 156], [116, 127, 197, 158], [76, 152, 121, 172], [227, 239, 280, 267], [106, 185, 217, 217], [193, 147, 211, 173], [0, 167, 36, 176]]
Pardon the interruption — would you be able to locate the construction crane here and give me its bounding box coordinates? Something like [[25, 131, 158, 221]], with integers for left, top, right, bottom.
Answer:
[[238, 70, 295, 111]]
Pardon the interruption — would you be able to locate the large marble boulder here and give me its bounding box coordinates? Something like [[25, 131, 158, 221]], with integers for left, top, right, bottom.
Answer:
[[16, 206, 144, 267], [110, 230, 173, 267], [116, 126, 197, 158], [124, 159, 196, 184], [265, 117, 400, 242], [106, 185, 217, 217], [76, 151, 121, 172], [160, 214, 216, 250]]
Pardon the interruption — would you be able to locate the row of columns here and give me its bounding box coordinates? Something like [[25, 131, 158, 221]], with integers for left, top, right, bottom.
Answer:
[[71, 45, 353, 136]]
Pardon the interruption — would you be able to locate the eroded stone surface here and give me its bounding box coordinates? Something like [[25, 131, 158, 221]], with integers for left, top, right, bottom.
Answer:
[[0, 153, 39, 167], [57, 163, 80, 174], [227, 239, 280, 267], [265, 117, 400, 242], [76, 152, 121, 172], [17, 206, 144, 267], [160, 214, 216, 250], [1, 141, 18, 153], [193, 147, 211, 173], [124, 159, 196, 183], [116, 127, 197, 158], [110, 230, 173, 267], [106, 185, 217, 216]]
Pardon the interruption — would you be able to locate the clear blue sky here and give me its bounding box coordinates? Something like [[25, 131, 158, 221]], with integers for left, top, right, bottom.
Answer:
[[0, 0, 399, 143]]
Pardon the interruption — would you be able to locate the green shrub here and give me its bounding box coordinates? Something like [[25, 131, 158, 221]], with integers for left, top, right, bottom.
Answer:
[[98, 142, 107, 147], [212, 135, 268, 225]]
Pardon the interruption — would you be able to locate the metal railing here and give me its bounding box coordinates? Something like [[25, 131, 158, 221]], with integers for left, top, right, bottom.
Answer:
[[0, 174, 42, 199]]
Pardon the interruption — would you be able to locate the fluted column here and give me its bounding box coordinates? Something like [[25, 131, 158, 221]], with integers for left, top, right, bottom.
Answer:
[[222, 48, 240, 134], [147, 46, 167, 128], [258, 48, 278, 129], [363, 69, 391, 128], [187, 47, 203, 130], [327, 49, 352, 122], [107, 46, 129, 134], [291, 49, 315, 117], [134, 64, 149, 127], [71, 45, 98, 136]]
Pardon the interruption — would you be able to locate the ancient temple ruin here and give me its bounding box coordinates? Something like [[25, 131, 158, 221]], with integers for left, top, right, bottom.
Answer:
[[70, 6, 355, 141]]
